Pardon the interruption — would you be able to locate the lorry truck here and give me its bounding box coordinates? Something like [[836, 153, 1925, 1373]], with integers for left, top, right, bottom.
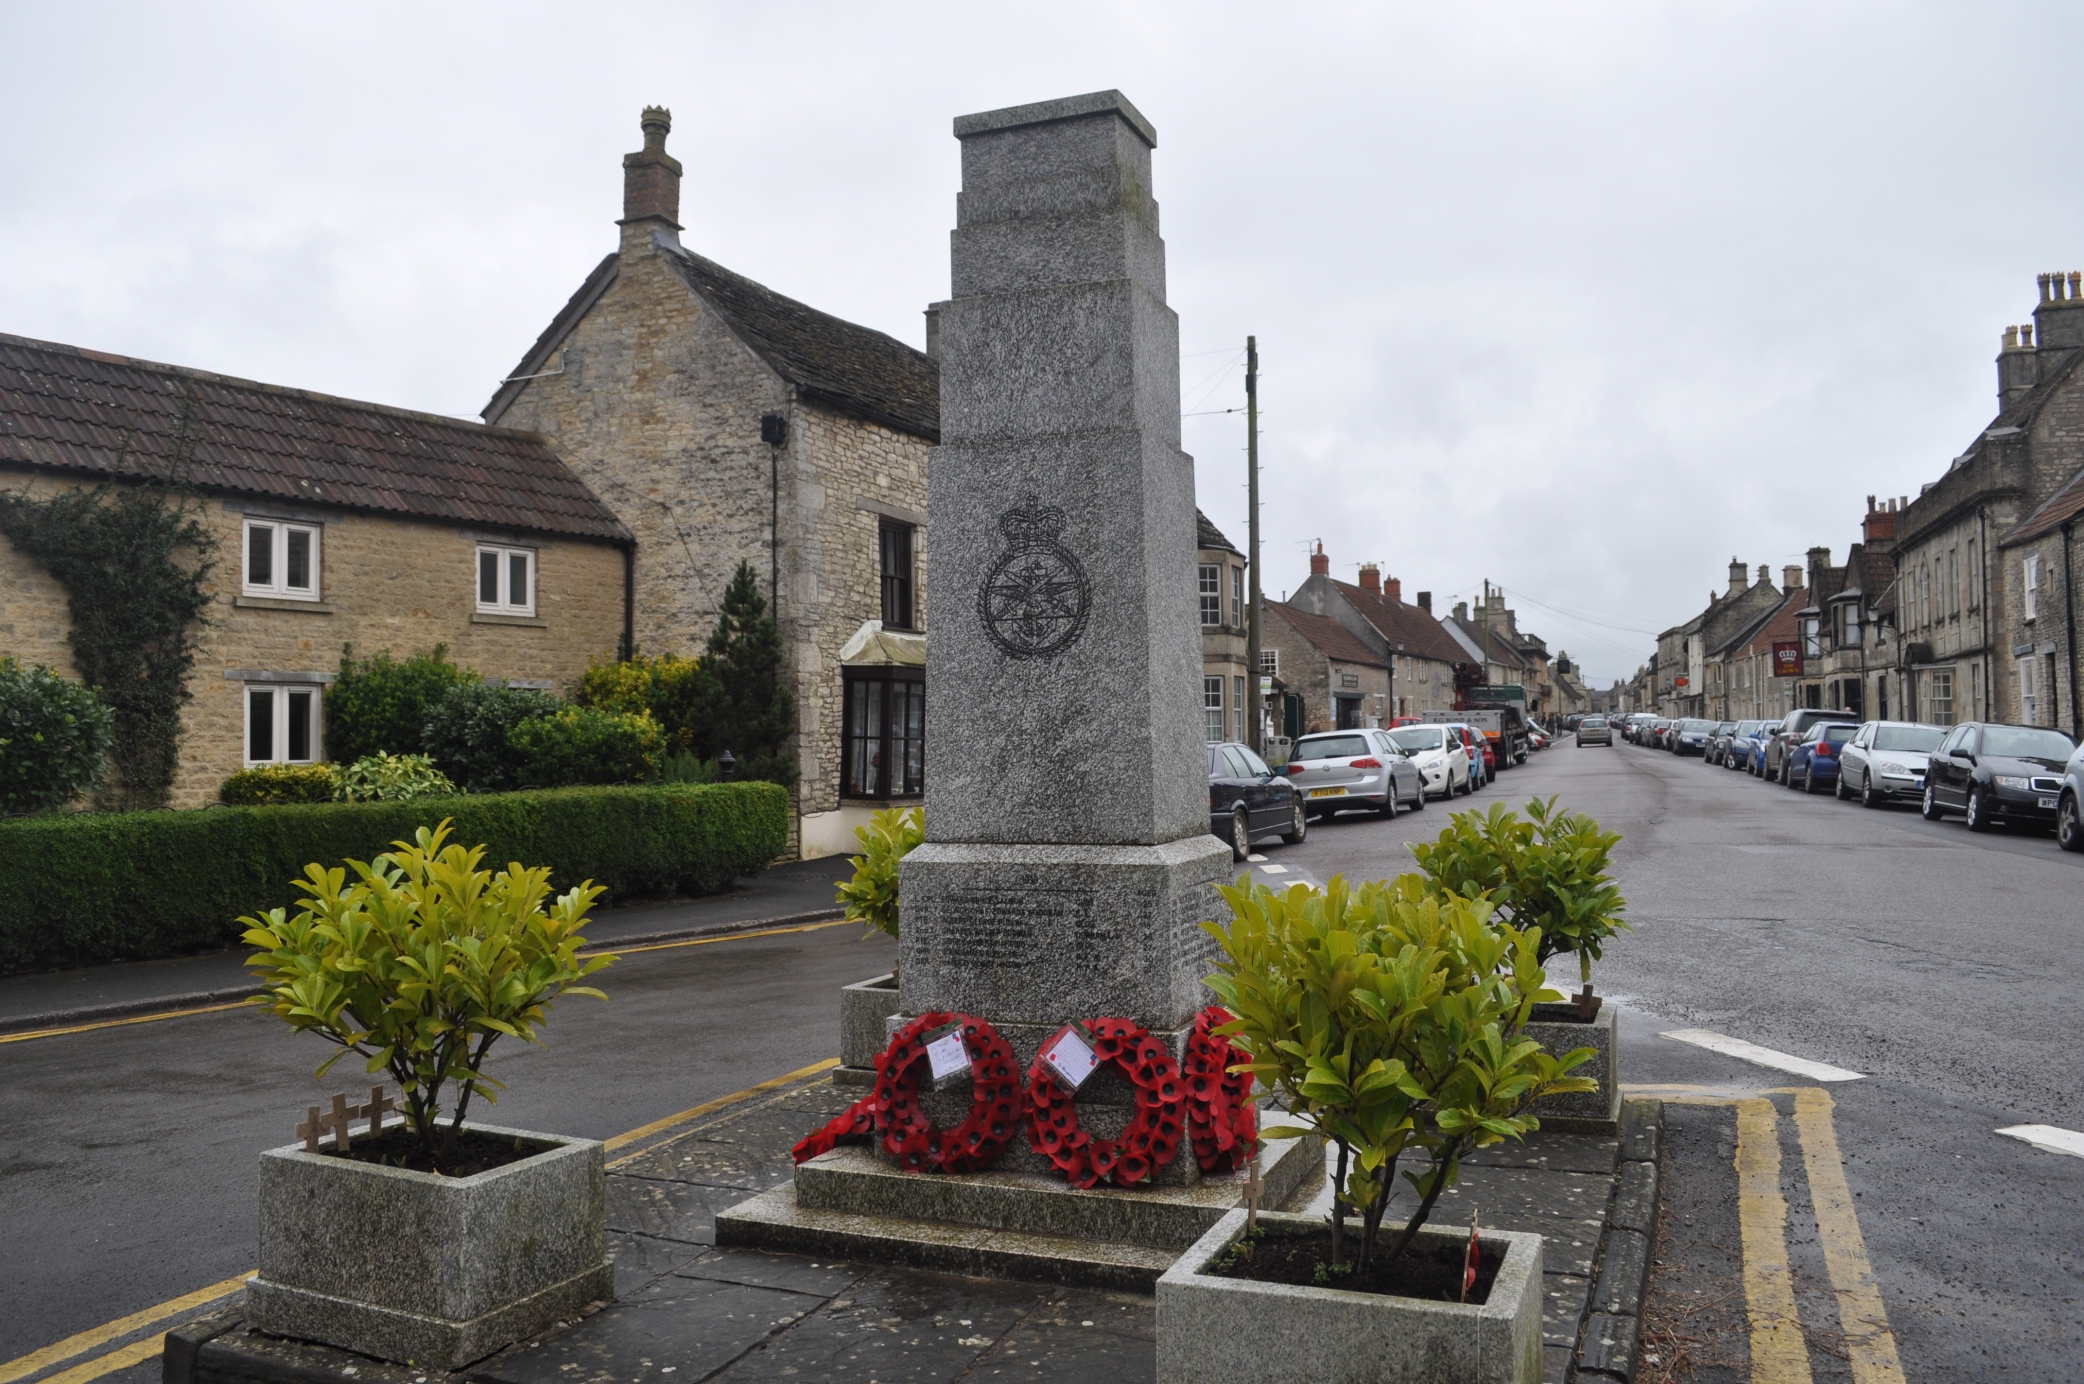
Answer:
[[1422, 683, 1531, 766]]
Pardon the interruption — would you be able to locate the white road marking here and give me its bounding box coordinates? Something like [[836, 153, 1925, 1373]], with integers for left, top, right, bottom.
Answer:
[[1257, 864, 1289, 875], [1997, 1124, 2084, 1159], [1245, 854, 1268, 862], [1660, 1029, 1865, 1082]]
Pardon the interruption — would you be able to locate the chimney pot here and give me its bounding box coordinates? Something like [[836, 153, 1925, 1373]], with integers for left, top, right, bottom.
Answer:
[[2004, 325, 2020, 350], [2040, 273, 2054, 303], [1309, 542, 1329, 577], [620, 106, 684, 239], [1385, 576, 1402, 603], [2024, 322, 2036, 347], [2071, 271, 2082, 299], [1358, 562, 1381, 595]]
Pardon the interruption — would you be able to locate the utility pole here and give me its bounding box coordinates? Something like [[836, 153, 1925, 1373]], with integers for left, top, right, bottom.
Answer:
[[1244, 336, 1263, 754]]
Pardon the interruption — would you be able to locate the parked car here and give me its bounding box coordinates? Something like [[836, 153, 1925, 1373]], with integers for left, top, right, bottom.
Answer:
[[1715, 720, 1761, 767], [1640, 717, 1670, 748], [1281, 729, 1427, 821], [1576, 714, 1613, 747], [1704, 721, 1740, 765], [1762, 708, 1857, 781], [2057, 744, 2084, 852], [1921, 722, 2079, 831], [1382, 722, 1471, 799], [1668, 717, 1716, 755], [1739, 720, 1783, 775], [1445, 724, 1491, 788], [1209, 741, 1305, 859], [1836, 721, 1946, 807], [1784, 720, 1860, 793], [1527, 726, 1550, 751]]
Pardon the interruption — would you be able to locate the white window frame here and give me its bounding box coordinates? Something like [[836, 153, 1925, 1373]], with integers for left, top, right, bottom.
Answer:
[[241, 518, 322, 601], [2020, 657, 2039, 726], [476, 543, 537, 616], [1198, 564, 1222, 627], [1230, 565, 1245, 627], [1928, 670, 1954, 726], [1203, 675, 1225, 742], [244, 683, 322, 766], [2025, 553, 2040, 621], [1233, 674, 1246, 741], [1258, 648, 1279, 675]]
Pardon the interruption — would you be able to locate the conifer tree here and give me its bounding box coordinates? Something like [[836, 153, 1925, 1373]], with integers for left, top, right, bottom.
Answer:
[[699, 562, 797, 787]]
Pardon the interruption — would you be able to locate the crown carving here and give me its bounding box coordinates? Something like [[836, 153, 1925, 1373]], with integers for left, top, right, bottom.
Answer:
[[997, 494, 1067, 543]]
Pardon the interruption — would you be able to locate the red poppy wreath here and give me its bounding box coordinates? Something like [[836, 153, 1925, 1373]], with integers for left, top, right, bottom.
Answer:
[[1026, 1017, 1187, 1189], [790, 1012, 1022, 1173], [1183, 1005, 1258, 1173]]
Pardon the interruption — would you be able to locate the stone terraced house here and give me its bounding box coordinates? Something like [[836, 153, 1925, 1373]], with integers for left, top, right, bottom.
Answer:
[[483, 108, 939, 858], [1285, 542, 1467, 721], [0, 332, 632, 808]]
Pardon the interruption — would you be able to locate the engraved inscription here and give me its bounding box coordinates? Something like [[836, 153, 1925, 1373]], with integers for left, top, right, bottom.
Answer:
[[977, 494, 1092, 659]]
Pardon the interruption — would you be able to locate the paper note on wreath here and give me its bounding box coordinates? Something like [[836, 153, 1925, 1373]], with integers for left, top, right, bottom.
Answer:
[[925, 1029, 971, 1085], [1042, 1025, 1099, 1090]]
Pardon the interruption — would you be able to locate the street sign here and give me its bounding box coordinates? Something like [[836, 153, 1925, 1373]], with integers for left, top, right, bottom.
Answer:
[[1773, 640, 1803, 677]]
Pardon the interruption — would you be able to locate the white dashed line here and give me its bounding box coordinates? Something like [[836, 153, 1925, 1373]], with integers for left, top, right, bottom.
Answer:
[[1256, 863, 1289, 875], [1997, 1124, 2084, 1159], [1660, 1029, 1865, 1082], [1245, 853, 1269, 862]]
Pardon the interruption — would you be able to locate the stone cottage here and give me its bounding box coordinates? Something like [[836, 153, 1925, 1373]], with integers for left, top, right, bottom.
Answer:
[[1260, 601, 1392, 734], [1285, 543, 1466, 720], [0, 332, 631, 807], [483, 108, 939, 857], [1997, 464, 2082, 734]]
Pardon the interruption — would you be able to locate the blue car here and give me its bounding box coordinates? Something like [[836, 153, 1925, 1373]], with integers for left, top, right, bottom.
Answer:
[[1734, 720, 1781, 774], [1785, 721, 1860, 794]]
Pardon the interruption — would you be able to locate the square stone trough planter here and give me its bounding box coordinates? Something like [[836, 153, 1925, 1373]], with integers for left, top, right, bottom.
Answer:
[[245, 1122, 614, 1369], [837, 973, 903, 1086], [1157, 1209, 1545, 1384], [1520, 1000, 1620, 1133]]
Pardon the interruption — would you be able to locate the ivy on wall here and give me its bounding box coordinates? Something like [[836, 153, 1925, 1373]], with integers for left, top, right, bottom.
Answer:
[[0, 394, 219, 809]]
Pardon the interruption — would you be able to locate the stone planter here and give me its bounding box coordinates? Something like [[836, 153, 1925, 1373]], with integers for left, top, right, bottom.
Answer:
[[1157, 1208, 1544, 1384], [1521, 1001, 1620, 1133], [245, 1122, 614, 1369], [837, 973, 902, 1085]]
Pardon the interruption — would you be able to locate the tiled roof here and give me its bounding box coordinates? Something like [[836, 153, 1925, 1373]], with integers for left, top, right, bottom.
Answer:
[[1197, 509, 1239, 555], [0, 333, 629, 543], [1733, 590, 1806, 657], [663, 245, 939, 441], [1330, 580, 1469, 665], [2005, 463, 2084, 545], [1270, 602, 1387, 668]]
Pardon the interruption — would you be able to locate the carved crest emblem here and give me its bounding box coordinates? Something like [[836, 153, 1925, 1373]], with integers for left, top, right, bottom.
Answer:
[[976, 494, 1092, 659]]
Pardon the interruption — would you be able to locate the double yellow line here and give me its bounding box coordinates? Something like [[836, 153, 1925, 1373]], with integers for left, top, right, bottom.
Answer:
[[0, 1276, 251, 1384], [1632, 1084, 1904, 1384]]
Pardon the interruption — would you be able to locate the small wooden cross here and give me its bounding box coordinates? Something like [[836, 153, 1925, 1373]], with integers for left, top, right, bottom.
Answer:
[[295, 1105, 323, 1153], [1244, 1153, 1263, 1233], [1574, 983, 1602, 1021], [319, 1092, 356, 1152], [361, 1085, 398, 1136]]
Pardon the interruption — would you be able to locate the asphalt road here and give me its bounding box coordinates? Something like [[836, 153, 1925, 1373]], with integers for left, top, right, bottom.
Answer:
[[9, 741, 2084, 1380]]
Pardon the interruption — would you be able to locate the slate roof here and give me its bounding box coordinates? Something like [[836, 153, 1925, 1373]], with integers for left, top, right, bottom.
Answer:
[[1270, 602, 1388, 667], [0, 333, 629, 543], [1329, 580, 1469, 665], [2005, 463, 2084, 545], [1197, 509, 1239, 555], [1732, 589, 1807, 658], [486, 240, 941, 443]]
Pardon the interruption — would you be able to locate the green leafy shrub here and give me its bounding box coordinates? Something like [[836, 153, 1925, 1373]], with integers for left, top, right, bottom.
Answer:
[[220, 763, 338, 806], [571, 652, 711, 755], [0, 657, 115, 814], [243, 821, 614, 1165], [1205, 874, 1595, 1271], [510, 706, 664, 788], [659, 751, 721, 784], [1407, 796, 1629, 991], [326, 644, 479, 763], [421, 682, 560, 792], [835, 806, 923, 941], [0, 781, 787, 973], [334, 752, 457, 803]]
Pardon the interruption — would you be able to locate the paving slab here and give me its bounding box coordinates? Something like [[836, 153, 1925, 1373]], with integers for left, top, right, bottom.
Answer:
[[471, 1274, 823, 1384]]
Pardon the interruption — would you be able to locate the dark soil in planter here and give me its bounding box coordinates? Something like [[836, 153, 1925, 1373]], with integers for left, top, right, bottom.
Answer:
[[1529, 1001, 1599, 1024], [321, 1127, 558, 1177], [1205, 1225, 1505, 1304]]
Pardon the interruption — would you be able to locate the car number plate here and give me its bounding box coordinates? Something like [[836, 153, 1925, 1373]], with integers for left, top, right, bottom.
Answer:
[[1308, 786, 1346, 798], [2040, 796, 2059, 809]]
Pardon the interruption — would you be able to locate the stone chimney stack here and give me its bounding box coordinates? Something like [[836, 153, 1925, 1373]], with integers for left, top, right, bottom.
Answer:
[[1727, 557, 1749, 595], [1357, 563, 1381, 595], [1453, 600, 1470, 621], [1417, 590, 1432, 614], [620, 107, 683, 252], [1806, 546, 1832, 598], [2000, 319, 2040, 411], [1310, 542, 1329, 576], [1385, 576, 1402, 603], [1783, 564, 1804, 592], [1758, 564, 1772, 588]]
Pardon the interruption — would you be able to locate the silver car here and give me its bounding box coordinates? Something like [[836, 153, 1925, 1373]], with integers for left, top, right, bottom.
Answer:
[[1284, 730, 1428, 819], [1576, 714, 1612, 747], [1836, 720, 1947, 807]]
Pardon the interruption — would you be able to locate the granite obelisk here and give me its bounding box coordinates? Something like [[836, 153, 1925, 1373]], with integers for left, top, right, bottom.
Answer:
[[897, 90, 1230, 1040]]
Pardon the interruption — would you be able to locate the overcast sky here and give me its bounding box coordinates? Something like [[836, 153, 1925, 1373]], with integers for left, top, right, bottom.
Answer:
[[6, 2, 2082, 686]]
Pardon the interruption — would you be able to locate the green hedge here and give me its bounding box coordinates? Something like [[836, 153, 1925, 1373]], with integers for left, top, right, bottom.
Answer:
[[0, 781, 788, 975]]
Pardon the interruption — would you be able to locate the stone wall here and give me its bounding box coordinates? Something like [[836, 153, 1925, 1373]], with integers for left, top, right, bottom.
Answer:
[[0, 466, 627, 807]]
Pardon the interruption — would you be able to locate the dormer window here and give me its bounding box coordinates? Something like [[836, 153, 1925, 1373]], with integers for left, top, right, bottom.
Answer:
[[243, 519, 321, 601]]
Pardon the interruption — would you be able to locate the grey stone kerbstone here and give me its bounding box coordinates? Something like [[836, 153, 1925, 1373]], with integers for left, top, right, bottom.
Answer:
[[1575, 1310, 1640, 1378], [1610, 1159, 1659, 1234], [1590, 1227, 1652, 1318], [839, 973, 901, 1071], [246, 1122, 613, 1368], [1522, 1003, 1621, 1132], [1621, 1096, 1663, 1163], [1157, 1209, 1545, 1384]]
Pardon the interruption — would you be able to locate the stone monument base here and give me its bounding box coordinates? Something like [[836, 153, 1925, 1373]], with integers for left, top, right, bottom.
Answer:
[[715, 1126, 1322, 1293]]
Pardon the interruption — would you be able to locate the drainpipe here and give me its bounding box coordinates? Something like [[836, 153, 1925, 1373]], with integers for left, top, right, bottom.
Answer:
[[1979, 506, 1990, 718], [2064, 519, 2080, 739], [620, 542, 636, 662]]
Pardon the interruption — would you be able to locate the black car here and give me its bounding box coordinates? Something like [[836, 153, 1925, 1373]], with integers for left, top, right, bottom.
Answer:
[[2057, 743, 2084, 852], [1763, 707, 1857, 782], [1921, 722, 2079, 832], [1209, 741, 1306, 860]]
